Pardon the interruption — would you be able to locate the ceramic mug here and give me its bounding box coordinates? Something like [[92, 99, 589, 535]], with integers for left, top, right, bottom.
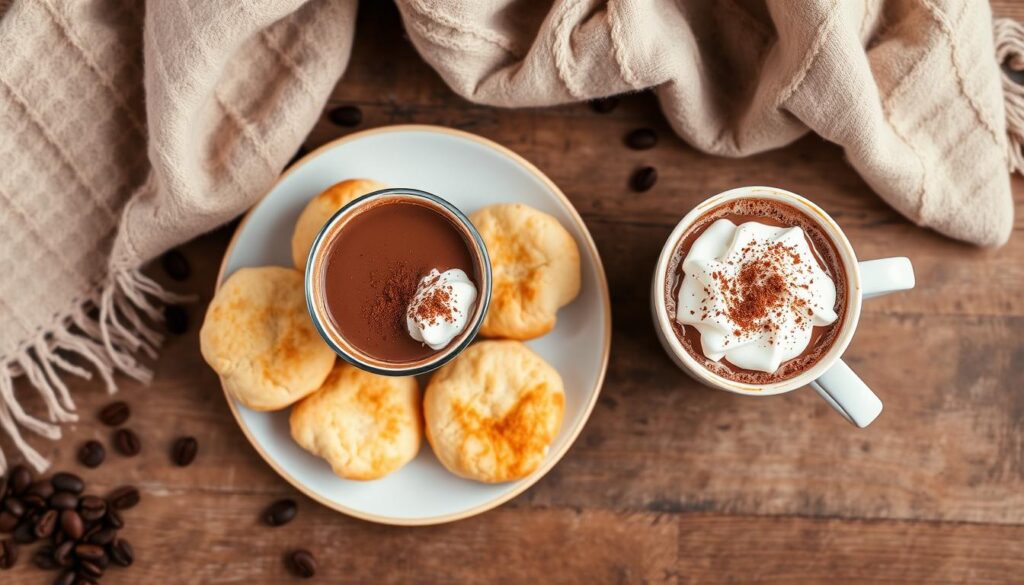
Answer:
[[650, 186, 915, 427]]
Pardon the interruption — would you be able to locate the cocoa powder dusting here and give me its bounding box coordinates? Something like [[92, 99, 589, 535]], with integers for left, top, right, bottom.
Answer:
[[711, 241, 818, 343], [726, 260, 786, 332], [363, 261, 419, 341], [411, 285, 455, 326]]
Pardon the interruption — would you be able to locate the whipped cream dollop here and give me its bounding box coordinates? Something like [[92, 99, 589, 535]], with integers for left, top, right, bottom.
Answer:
[[406, 268, 478, 350], [675, 219, 838, 373]]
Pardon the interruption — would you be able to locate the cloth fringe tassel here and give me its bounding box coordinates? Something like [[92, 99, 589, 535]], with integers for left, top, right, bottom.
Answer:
[[995, 17, 1024, 175], [0, 268, 189, 474]]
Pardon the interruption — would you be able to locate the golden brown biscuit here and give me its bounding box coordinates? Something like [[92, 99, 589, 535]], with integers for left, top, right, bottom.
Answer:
[[290, 363, 421, 480], [291, 179, 387, 270], [424, 341, 564, 483], [470, 204, 581, 339], [200, 266, 335, 411]]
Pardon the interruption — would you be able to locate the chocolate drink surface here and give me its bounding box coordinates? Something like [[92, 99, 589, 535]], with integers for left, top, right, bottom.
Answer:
[[322, 200, 477, 362], [664, 198, 847, 384]]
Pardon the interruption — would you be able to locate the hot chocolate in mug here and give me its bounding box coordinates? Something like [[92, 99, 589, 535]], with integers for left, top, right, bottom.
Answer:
[[651, 186, 915, 427]]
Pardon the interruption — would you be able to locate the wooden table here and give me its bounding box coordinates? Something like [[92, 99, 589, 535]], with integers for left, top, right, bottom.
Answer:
[[8, 3, 1024, 583]]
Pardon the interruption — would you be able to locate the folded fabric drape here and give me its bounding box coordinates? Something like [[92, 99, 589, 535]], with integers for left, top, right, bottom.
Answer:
[[0, 0, 1020, 471]]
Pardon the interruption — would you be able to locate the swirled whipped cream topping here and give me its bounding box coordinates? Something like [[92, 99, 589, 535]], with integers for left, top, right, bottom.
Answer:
[[676, 220, 838, 373], [406, 268, 478, 350]]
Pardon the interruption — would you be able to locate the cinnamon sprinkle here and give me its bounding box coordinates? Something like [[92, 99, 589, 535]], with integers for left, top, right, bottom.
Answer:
[[411, 284, 456, 326], [713, 240, 818, 344], [363, 261, 418, 341]]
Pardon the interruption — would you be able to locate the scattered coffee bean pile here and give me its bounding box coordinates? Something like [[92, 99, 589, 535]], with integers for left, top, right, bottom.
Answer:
[[162, 245, 315, 578], [99, 401, 142, 460], [631, 166, 658, 193], [158, 248, 191, 336], [288, 550, 318, 579], [328, 105, 363, 128], [160, 249, 191, 282], [590, 95, 662, 193], [624, 128, 658, 150], [589, 96, 619, 114], [171, 437, 198, 468], [0, 388, 205, 581], [261, 499, 318, 578], [77, 442, 105, 469], [625, 127, 659, 193], [0, 465, 137, 582]]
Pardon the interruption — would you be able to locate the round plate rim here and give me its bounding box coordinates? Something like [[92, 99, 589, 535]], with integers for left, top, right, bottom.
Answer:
[[214, 124, 612, 526]]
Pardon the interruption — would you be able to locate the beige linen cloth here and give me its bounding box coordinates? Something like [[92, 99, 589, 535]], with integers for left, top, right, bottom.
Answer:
[[1, 0, 1023, 471]]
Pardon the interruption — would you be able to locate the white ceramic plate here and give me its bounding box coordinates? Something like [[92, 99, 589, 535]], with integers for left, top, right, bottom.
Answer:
[[217, 125, 611, 525]]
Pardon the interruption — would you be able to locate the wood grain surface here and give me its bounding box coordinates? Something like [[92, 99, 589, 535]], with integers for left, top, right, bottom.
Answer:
[[5, 2, 1024, 583]]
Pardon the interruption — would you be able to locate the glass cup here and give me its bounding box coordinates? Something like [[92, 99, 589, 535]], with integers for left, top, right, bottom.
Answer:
[[305, 188, 492, 376]]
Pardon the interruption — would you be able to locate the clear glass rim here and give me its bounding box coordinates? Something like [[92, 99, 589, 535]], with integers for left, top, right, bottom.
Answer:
[[304, 187, 493, 376]]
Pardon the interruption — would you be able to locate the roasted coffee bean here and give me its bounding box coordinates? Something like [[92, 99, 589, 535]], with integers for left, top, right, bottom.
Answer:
[[108, 486, 140, 510], [60, 510, 84, 540], [624, 127, 658, 150], [86, 527, 116, 547], [108, 538, 134, 567], [161, 249, 191, 281], [93, 550, 110, 570], [263, 498, 297, 527], [53, 540, 74, 567], [79, 496, 107, 523], [630, 166, 658, 192], [55, 569, 76, 585], [114, 428, 141, 456], [33, 545, 59, 570], [12, 521, 37, 544], [164, 304, 188, 335], [3, 497, 24, 518], [589, 96, 620, 114], [98, 401, 130, 426], [104, 508, 124, 530], [24, 507, 43, 524], [79, 559, 104, 579], [10, 465, 32, 494], [27, 479, 55, 500], [75, 543, 105, 563], [0, 539, 17, 569], [77, 441, 106, 469], [288, 549, 317, 578], [0, 512, 17, 532], [34, 509, 57, 539], [0, 474, 7, 498], [81, 522, 102, 542], [172, 436, 198, 467], [22, 494, 46, 510], [328, 105, 362, 127], [49, 492, 78, 511], [51, 473, 84, 495]]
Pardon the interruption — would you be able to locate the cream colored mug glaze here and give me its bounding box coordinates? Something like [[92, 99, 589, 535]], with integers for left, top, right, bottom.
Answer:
[[651, 186, 915, 427]]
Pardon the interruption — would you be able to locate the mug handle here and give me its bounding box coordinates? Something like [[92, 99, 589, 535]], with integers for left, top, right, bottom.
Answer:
[[810, 257, 915, 427]]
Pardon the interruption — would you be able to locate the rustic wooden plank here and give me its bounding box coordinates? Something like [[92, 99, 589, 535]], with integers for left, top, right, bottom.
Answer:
[[677, 513, 1024, 585], [306, 101, 1024, 319], [527, 303, 1024, 524], [3, 2, 1024, 583], [3, 502, 678, 584], [314, 1, 1024, 321], [8, 219, 1018, 530], [6, 502, 1022, 584]]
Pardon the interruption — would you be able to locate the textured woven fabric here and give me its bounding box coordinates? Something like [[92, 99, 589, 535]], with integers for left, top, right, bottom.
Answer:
[[0, 0, 1021, 471]]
